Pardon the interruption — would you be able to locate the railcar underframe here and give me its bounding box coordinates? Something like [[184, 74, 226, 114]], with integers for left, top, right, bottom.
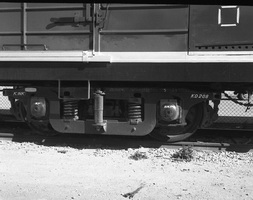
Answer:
[[1, 3, 253, 142]]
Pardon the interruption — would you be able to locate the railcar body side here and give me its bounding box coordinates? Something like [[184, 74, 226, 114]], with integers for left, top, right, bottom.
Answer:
[[1, 3, 253, 142]]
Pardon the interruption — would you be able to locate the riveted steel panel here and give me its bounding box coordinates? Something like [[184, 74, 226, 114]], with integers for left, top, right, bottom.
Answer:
[[0, 3, 22, 50], [0, 12, 21, 32], [189, 5, 253, 51], [97, 4, 189, 52], [0, 3, 92, 51]]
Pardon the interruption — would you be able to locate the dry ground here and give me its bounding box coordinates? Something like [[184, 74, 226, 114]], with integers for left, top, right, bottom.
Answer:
[[0, 140, 253, 200]]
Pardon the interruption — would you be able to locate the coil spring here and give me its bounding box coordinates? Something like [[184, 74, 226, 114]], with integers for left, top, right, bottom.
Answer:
[[63, 100, 79, 120], [128, 101, 142, 121]]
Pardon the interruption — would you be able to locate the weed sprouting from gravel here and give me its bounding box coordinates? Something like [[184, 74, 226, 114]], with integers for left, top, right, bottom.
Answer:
[[129, 150, 148, 161], [172, 146, 194, 162]]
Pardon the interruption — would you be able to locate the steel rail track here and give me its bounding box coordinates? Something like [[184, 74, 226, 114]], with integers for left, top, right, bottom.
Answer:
[[0, 122, 253, 152]]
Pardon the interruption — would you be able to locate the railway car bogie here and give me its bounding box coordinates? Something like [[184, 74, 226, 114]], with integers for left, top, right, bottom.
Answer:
[[3, 85, 217, 142]]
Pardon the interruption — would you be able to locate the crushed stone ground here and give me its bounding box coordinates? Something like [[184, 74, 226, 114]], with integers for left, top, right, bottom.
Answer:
[[0, 140, 253, 200]]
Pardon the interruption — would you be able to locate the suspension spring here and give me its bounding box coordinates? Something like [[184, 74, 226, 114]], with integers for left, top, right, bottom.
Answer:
[[128, 99, 142, 124], [62, 99, 79, 120]]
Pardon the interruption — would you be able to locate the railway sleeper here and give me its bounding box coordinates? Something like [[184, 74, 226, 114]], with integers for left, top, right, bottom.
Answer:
[[3, 85, 220, 142]]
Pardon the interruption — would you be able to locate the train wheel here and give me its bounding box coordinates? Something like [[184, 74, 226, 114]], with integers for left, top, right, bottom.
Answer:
[[150, 103, 204, 142], [14, 100, 57, 136], [28, 120, 58, 136]]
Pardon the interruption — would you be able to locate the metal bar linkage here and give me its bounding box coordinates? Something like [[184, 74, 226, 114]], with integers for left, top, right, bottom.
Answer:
[[99, 29, 188, 35], [2, 44, 48, 51]]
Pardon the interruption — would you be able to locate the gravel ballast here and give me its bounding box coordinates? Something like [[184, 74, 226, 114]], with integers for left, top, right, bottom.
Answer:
[[0, 140, 253, 200]]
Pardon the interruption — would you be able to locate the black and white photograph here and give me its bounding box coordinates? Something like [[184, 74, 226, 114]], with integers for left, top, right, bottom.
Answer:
[[0, 3, 253, 200]]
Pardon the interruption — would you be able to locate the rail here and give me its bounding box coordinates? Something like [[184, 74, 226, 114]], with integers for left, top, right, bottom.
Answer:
[[0, 122, 252, 153]]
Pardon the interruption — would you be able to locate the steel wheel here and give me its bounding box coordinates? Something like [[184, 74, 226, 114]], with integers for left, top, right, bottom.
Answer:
[[14, 100, 57, 136], [28, 120, 58, 136], [150, 103, 204, 142]]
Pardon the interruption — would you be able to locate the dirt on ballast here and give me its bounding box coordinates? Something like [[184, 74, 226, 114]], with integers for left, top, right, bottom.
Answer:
[[0, 140, 253, 200]]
